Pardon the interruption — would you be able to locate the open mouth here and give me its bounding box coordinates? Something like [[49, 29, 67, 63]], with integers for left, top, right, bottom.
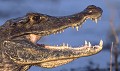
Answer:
[[24, 15, 103, 68], [26, 15, 102, 49], [8, 5, 103, 68], [24, 6, 103, 68]]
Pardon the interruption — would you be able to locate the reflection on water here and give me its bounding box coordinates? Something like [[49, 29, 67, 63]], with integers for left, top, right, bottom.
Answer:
[[0, 0, 120, 71]]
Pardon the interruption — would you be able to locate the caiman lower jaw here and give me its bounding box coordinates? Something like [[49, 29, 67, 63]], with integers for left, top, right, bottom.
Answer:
[[37, 40, 103, 68]]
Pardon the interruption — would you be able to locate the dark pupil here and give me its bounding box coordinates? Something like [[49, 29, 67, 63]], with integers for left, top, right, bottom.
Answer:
[[33, 16, 40, 21]]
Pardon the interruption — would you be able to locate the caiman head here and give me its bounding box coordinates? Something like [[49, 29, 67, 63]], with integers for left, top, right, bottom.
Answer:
[[2, 5, 103, 68]]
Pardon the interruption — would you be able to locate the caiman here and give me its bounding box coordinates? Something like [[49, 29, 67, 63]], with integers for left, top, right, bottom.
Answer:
[[0, 5, 103, 71]]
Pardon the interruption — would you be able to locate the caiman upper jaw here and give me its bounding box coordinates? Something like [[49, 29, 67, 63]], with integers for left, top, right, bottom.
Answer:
[[8, 5, 102, 38], [50, 5, 103, 33]]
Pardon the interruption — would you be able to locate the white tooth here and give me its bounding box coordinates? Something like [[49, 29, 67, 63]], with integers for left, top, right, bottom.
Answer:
[[63, 43, 65, 46], [67, 44, 68, 47], [54, 33, 56, 34], [85, 40, 87, 45], [62, 30, 64, 32], [88, 42, 91, 47], [76, 26, 79, 31], [84, 20, 86, 22], [60, 31, 62, 33], [99, 40, 103, 47], [57, 45, 58, 46], [57, 32, 59, 34], [95, 19, 98, 23]]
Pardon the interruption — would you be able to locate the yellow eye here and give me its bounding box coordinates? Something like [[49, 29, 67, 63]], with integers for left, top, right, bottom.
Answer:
[[32, 16, 40, 21]]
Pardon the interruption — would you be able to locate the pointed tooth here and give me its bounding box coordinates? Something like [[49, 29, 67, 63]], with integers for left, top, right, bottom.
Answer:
[[63, 43, 65, 46], [99, 40, 103, 47], [59, 31, 62, 33], [76, 26, 79, 31], [85, 40, 87, 45], [67, 44, 68, 47], [62, 30, 64, 32], [57, 45, 58, 47], [84, 20, 86, 22], [95, 19, 98, 23], [88, 42, 91, 47], [57, 32, 59, 34]]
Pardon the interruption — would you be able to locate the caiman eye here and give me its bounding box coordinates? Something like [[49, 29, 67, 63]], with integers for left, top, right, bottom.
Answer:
[[31, 15, 47, 23], [32, 15, 40, 21]]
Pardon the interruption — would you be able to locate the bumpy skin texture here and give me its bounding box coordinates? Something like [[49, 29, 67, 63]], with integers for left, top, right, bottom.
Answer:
[[0, 5, 103, 71]]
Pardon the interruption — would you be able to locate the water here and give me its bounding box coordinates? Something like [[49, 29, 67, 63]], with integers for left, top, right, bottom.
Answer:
[[0, 0, 120, 71]]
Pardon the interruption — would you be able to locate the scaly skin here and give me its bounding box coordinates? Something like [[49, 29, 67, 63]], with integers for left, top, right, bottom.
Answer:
[[0, 5, 103, 71]]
